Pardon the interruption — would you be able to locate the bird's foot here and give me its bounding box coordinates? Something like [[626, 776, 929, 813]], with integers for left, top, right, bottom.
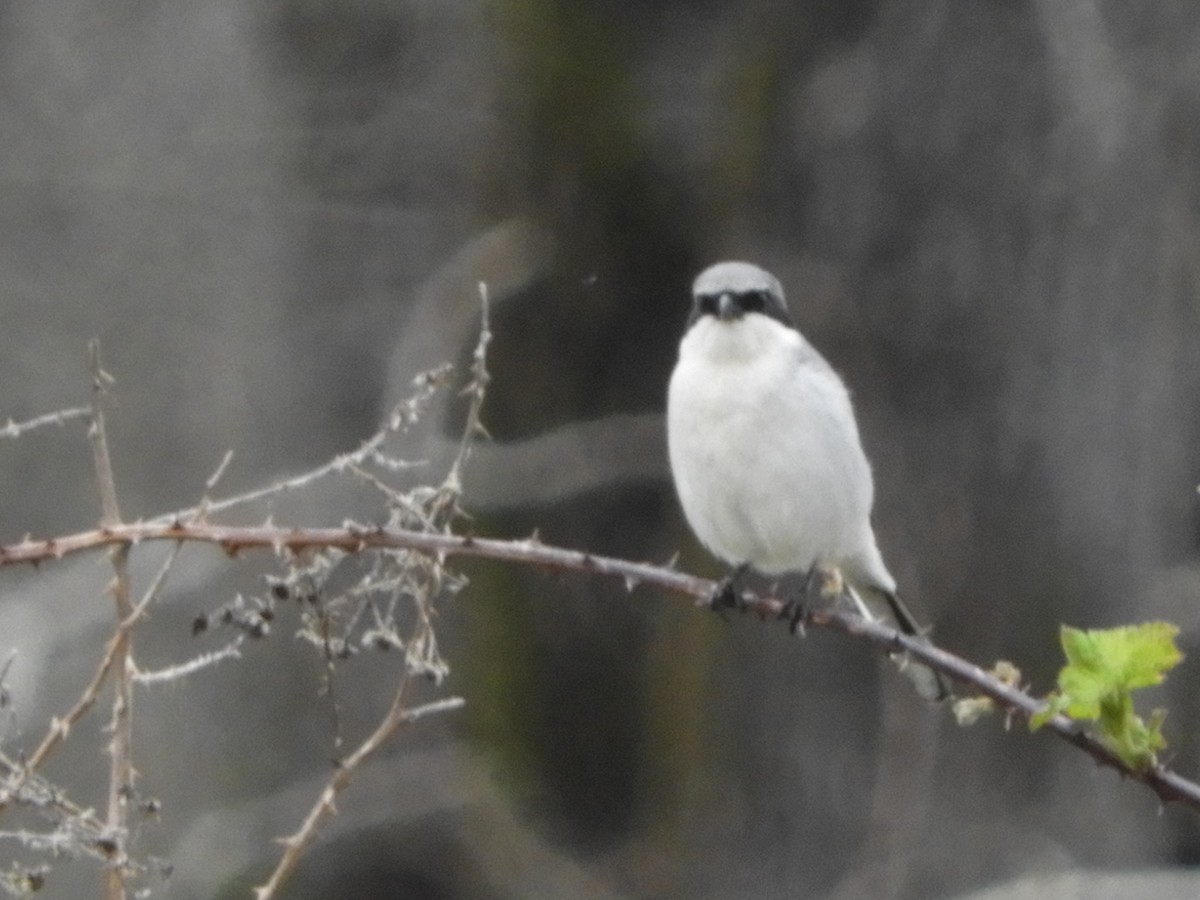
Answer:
[[778, 593, 808, 636], [781, 564, 845, 635], [709, 563, 750, 616]]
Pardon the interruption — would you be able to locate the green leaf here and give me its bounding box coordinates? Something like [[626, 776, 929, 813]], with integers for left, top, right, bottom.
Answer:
[[1031, 622, 1183, 769], [1059, 622, 1182, 695]]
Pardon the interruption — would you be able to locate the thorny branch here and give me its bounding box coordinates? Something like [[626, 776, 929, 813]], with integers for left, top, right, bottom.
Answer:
[[0, 749, 123, 861], [252, 690, 466, 900], [3, 519, 1200, 814], [1, 285, 1196, 898], [0, 294, 489, 898], [0, 544, 178, 816], [0, 407, 91, 441], [0, 609, 166, 897], [145, 363, 454, 529], [86, 341, 136, 900], [254, 282, 490, 897], [445, 282, 491, 496]]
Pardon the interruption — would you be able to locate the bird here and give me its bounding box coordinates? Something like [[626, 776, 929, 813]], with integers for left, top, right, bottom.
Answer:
[[666, 260, 948, 702]]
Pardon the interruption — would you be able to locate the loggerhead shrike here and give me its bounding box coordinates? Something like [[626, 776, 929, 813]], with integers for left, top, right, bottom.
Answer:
[[667, 261, 948, 702]]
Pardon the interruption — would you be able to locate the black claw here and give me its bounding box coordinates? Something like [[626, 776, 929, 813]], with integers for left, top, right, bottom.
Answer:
[[779, 596, 808, 635], [778, 565, 828, 635], [709, 563, 750, 615], [710, 580, 739, 613]]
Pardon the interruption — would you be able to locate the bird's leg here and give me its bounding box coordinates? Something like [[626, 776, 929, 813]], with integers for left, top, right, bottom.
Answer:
[[778, 566, 820, 636], [782, 563, 848, 635], [710, 562, 751, 613], [843, 584, 876, 622]]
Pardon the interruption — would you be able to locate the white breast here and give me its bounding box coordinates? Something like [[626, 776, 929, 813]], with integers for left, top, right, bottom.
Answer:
[[666, 314, 893, 591]]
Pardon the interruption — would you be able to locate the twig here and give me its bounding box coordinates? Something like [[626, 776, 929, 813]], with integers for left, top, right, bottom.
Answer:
[[0, 749, 125, 862], [0, 533, 183, 827], [3, 520, 1200, 812], [444, 282, 491, 496], [258, 295, 483, 894], [86, 341, 135, 900], [200, 450, 235, 505], [144, 364, 453, 527], [0, 406, 91, 440], [254, 683, 465, 899], [808, 607, 1200, 808], [132, 639, 243, 685], [0, 523, 707, 592], [1, 602, 142, 810]]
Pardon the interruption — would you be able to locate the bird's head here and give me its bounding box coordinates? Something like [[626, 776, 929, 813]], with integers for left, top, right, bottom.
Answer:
[[689, 261, 792, 328]]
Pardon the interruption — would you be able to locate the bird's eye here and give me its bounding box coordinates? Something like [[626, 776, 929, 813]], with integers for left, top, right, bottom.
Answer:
[[741, 291, 768, 313], [698, 294, 719, 316]]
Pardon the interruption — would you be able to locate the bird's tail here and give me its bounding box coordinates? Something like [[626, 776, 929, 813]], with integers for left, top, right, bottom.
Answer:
[[859, 587, 950, 703]]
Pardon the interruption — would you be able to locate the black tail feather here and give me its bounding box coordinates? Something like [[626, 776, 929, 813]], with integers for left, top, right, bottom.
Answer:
[[881, 589, 951, 703]]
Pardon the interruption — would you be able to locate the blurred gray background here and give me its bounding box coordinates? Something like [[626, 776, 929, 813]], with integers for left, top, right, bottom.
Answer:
[[2, 1, 1200, 897]]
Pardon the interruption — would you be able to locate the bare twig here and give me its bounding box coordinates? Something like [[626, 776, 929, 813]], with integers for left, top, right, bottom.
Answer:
[[3, 519, 1200, 812], [0, 749, 127, 863], [1, 595, 147, 805], [200, 450, 235, 505], [256, 301, 484, 895], [0, 406, 91, 441], [145, 364, 454, 527], [253, 681, 464, 899], [0, 532, 183, 827], [0, 523, 706, 591], [86, 340, 135, 900], [132, 639, 244, 685], [444, 282, 491, 496]]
